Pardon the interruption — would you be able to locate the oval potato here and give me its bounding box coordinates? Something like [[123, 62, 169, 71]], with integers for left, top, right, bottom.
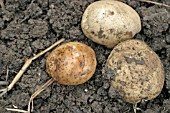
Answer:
[[105, 39, 164, 103], [46, 42, 97, 85], [81, 0, 141, 48]]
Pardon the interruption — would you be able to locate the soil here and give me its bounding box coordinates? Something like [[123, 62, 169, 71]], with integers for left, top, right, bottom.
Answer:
[[0, 0, 170, 113]]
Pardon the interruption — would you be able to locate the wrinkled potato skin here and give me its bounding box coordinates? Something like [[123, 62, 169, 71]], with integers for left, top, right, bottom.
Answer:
[[81, 0, 141, 48], [46, 42, 97, 85], [106, 39, 164, 103]]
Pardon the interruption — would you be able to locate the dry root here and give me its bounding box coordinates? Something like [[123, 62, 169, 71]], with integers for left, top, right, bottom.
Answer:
[[6, 78, 54, 113], [138, 0, 170, 8], [0, 38, 65, 98]]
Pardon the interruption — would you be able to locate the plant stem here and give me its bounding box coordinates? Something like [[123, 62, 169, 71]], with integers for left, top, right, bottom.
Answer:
[[138, 0, 170, 8], [0, 38, 65, 97], [6, 78, 55, 113]]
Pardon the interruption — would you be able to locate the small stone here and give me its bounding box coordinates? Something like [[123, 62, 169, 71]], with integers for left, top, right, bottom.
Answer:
[[97, 87, 107, 96], [84, 88, 88, 92], [103, 82, 110, 89], [23, 46, 32, 57]]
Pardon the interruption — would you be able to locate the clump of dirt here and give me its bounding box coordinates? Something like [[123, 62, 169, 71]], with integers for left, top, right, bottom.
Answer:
[[0, 0, 170, 113]]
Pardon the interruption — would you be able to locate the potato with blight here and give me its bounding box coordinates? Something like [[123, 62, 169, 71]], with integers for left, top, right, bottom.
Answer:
[[81, 0, 141, 48], [105, 39, 164, 104]]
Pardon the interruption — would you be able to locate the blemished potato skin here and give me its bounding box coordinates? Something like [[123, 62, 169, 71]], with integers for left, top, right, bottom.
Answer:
[[105, 39, 164, 104], [81, 0, 141, 48], [46, 42, 97, 85]]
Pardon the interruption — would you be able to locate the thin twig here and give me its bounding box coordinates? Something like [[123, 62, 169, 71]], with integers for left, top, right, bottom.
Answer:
[[6, 78, 55, 113], [0, 88, 7, 97], [5, 108, 28, 113], [138, 0, 170, 8], [133, 103, 137, 113], [0, 67, 9, 96], [0, 0, 5, 9], [6, 66, 9, 81], [28, 78, 54, 112], [133, 103, 142, 113], [0, 81, 8, 85], [0, 38, 65, 97], [0, 88, 7, 92]]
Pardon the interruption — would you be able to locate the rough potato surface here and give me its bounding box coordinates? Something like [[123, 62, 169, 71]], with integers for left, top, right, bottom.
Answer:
[[46, 42, 97, 85], [81, 0, 141, 48], [106, 39, 164, 103]]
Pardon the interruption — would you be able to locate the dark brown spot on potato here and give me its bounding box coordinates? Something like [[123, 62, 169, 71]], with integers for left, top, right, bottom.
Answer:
[[137, 52, 142, 57], [98, 28, 104, 38], [91, 31, 95, 35], [109, 29, 114, 33], [108, 10, 114, 15], [125, 31, 133, 37], [80, 59, 85, 68], [114, 48, 120, 52]]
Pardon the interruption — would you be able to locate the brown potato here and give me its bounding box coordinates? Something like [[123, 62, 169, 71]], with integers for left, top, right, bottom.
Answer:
[[46, 42, 97, 85], [81, 0, 141, 48], [105, 39, 164, 104]]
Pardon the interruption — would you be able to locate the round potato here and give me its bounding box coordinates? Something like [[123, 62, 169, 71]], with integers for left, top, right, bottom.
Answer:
[[46, 42, 97, 85], [105, 39, 164, 103], [81, 0, 141, 48]]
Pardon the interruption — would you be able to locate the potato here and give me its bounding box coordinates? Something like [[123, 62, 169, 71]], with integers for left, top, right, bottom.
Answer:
[[105, 39, 164, 104], [46, 42, 97, 85], [81, 0, 141, 48]]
